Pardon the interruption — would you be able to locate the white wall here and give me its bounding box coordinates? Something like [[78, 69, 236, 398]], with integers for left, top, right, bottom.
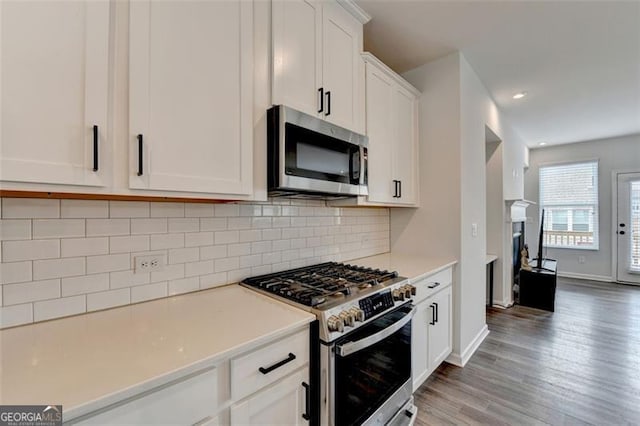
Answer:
[[485, 140, 504, 305], [393, 52, 527, 365], [524, 133, 640, 281]]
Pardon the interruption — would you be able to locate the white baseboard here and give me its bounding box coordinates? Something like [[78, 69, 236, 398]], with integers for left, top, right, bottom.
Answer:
[[557, 271, 613, 283], [445, 324, 489, 367], [491, 301, 512, 309]]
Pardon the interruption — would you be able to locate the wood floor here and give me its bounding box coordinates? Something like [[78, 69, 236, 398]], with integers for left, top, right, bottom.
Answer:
[[414, 277, 640, 425]]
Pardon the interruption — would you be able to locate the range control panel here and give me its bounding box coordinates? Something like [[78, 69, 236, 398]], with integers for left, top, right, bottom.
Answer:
[[359, 290, 394, 320]]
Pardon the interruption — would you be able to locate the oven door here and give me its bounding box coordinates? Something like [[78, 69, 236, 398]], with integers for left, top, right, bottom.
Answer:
[[332, 303, 413, 426]]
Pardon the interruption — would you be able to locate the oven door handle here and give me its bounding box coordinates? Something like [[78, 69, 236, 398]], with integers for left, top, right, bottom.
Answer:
[[335, 308, 414, 357]]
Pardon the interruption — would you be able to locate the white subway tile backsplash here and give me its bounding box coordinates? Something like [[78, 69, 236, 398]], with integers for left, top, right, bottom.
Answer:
[[0, 261, 32, 284], [131, 218, 168, 235], [110, 270, 150, 289], [150, 233, 184, 250], [87, 253, 131, 274], [62, 274, 109, 297], [214, 230, 239, 245], [185, 260, 214, 277], [34, 295, 86, 322], [0, 197, 389, 328], [61, 200, 109, 218], [215, 204, 239, 217], [185, 203, 214, 217], [2, 198, 59, 219], [150, 202, 184, 218], [131, 282, 167, 303], [110, 235, 149, 254], [169, 247, 199, 265], [87, 219, 130, 237], [110, 201, 150, 218], [2, 239, 59, 262], [87, 288, 130, 312], [0, 220, 31, 241], [168, 277, 199, 296], [200, 245, 227, 260], [3, 279, 60, 305], [200, 218, 227, 232], [0, 303, 34, 328], [168, 218, 199, 233], [185, 232, 214, 247], [61, 237, 109, 257], [33, 257, 85, 280]]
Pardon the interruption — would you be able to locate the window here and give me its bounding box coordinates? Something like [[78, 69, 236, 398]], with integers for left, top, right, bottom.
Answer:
[[539, 161, 599, 249]]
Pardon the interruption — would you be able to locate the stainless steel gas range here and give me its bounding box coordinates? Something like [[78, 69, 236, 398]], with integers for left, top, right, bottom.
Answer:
[[241, 262, 418, 426]]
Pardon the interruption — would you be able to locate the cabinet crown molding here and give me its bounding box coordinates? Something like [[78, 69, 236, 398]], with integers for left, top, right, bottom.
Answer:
[[362, 52, 421, 97], [336, 0, 372, 24]]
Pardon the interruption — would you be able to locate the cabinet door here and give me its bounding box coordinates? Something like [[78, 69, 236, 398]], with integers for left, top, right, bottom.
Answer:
[[129, 0, 253, 195], [364, 65, 394, 203], [411, 301, 430, 392], [428, 286, 452, 371], [0, 0, 109, 187], [230, 368, 310, 425], [321, 2, 363, 133], [392, 87, 418, 205], [272, 0, 322, 118]]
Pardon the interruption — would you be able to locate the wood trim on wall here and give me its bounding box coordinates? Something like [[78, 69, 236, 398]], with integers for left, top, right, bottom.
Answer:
[[0, 190, 236, 204]]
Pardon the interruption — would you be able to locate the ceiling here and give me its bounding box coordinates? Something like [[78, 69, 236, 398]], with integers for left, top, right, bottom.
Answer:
[[356, 0, 640, 148]]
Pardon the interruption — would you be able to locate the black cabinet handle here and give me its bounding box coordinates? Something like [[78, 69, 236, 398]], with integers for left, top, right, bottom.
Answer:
[[619, 223, 626, 227], [92, 125, 99, 172], [318, 87, 324, 113], [137, 134, 144, 176], [427, 282, 441, 289], [325, 91, 331, 116], [434, 302, 439, 323], [258, 352, 296, 375], [398, 180, 402, 198], [393, 180, 399, 198], [429, 304, 436, 325], [619, 230, 626, 235], [302, 382, 310, 421]]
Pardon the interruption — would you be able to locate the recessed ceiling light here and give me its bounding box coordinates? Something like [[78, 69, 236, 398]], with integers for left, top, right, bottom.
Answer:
[[539, 142, 547, 146], [513, 91, 527, 100]]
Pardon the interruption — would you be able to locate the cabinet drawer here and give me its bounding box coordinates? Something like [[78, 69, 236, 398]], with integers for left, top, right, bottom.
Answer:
[[413, 267, 452, 305], [231, 329, 309, 400], [74, 367, 217, 425]]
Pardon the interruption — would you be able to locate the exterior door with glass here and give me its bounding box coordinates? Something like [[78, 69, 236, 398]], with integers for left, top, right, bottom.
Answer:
[[616, 172, 640, 285]]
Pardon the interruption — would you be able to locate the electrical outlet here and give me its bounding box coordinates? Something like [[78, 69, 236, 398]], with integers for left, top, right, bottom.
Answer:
[[472, 223, 478, 238], [135, 255, 166, 273], [578, 256, 586, 264]]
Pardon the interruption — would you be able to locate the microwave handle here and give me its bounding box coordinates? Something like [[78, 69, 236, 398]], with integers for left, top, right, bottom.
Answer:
[[336, 307, 414, 357], [358, 146, 368, 186]]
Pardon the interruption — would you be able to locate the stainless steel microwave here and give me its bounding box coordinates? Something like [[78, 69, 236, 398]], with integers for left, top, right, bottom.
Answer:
[[267, 105, 368, 198]]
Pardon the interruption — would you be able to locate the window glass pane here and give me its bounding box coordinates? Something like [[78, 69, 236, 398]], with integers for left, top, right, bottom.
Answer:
[[539, 161, 599, 249], [631, 181, 640, 271]]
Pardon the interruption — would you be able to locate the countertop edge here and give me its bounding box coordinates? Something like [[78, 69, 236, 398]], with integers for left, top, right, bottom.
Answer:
[[406, 260, 458, 284]]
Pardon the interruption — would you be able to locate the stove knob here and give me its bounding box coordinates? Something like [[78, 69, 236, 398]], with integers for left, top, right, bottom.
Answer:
[[409, 284, 417, 296], [327, 315, 344, 333], [349, 306, 365, 322], [392, 289, 404, 301], [339, 311, 354, 327], [402, 285, 412, 299]]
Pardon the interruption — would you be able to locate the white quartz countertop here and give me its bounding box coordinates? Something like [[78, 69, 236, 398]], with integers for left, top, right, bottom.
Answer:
[[0, 285, 314, 420], [348, 252, 457, 283]]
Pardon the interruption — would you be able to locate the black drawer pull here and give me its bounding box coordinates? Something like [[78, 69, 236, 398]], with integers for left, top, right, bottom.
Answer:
[[137, 134, 144, 176], [325, 91, 331, 116], [427, 282, 441, 289], [258, 352, 296, 374], [302, 382, 310, 421], [318, 87, 324, 113], [92, 125, 99, 172]]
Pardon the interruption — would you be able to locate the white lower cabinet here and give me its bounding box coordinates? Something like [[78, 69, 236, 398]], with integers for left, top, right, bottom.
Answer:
[[74, 367, 218, 425], [230, 367, 310, 425], [412, 269, 453, 391]]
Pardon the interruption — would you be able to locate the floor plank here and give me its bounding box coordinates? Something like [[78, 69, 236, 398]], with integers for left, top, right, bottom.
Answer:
[[414, 278, 640, 425]]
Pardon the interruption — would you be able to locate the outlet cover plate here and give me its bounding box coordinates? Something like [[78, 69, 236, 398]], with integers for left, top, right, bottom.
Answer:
[[135, 255, 166, 273]]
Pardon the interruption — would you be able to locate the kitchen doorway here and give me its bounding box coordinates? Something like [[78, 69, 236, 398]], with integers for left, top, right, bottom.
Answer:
[[614, 171, 640, 285]]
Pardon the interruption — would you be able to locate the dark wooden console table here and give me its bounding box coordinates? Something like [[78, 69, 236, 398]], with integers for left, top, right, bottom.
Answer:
[[519, 259, 558, 312]]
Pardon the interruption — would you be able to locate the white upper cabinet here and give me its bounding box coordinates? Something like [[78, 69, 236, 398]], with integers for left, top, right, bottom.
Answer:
[[272, 0, 366, 134], [0, 0, 110, 187], [129, 0, 253, 195], [363, 53, 419, 206]]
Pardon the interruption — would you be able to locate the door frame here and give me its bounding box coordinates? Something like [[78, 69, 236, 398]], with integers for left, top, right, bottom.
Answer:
[[611, 169, 640, 283]]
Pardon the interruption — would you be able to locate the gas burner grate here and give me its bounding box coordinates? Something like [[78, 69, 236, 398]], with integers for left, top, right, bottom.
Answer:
[[241, 262, 399, 307]]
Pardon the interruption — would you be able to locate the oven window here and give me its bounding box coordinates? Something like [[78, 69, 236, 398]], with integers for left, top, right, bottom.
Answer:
[[284, 123, 359, 184], [334, 307, 412, 426]]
